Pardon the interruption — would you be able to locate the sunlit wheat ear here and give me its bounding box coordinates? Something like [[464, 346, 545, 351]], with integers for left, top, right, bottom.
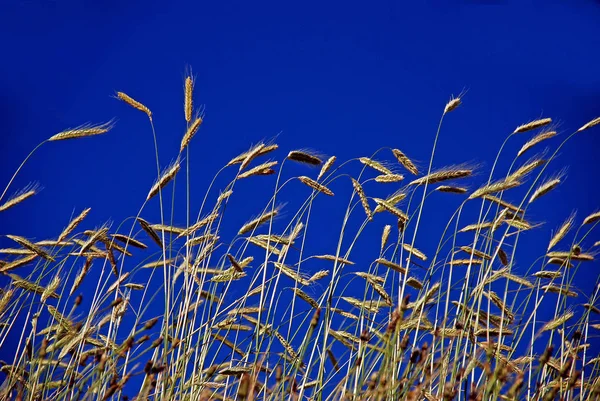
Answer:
[[136, 217, 163, 247], [0, 183, 40, 212], [541, 310, 574, 333], [513, 117, 552, 134], [392, 149, 419, 175], [548, 212, 575, 251], [351, 178, 372, 220], [237, 161, 278, 179], [184, 75, 194, 123], [409, 166, 472, 186], [518, 130, 557, 157], [373, 198, 408, 222], [287, 150, 322, 166], [238, 207, 280, 235], [583, 210, 600, 225], [529, 172, 564, 203], [534, 270, 562, 279], [116, 91, 152, 119], [468, 179, 521, 199], [298, 176, 334, 196], [373, 190, 406, 213], [6, 235, 54, 262], [0, 254, 37, 273], [147, 159, 181, 201], [227, 142, 277, 166], [57, 207, 91, 242], [7, 274, 58, 300], [381, 225, 391, 252], [375, 257, 406, 274], [239, 143, 266, 171], [180, 116, 202, 152], [111, 233, 147, 249], [318, 156, 336, 180], [403, 243, 427, 261], [375, 174, 404, 183], [436, 185, 467, 194], [577, 116, 600, 132], [177, 212, 219, 238], [444, 95, 462, 114], [48, 121, 114, 141], [359, 157, 393, 175]]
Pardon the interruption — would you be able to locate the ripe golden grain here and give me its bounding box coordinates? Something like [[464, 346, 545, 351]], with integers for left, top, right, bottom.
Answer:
[[513, 117, 552, 134], [184, 76, 193, 123], [318, 156, 336, 180], [48, 121, 114, 141], [147, 160, 181, 201], [180, 117, 202, 152], [548, 213, 575, 251], [116, 91, 152, 119], [351, 178, 372, 220], [298, 176, 334, 196], [518, 130, 557, 157], [359, 157, 393, 175], [577, 116, 600, 132], [392, 149, 419, 175], [0, 184, 40, 212], [409, 167, 472, 186], [287, 150, 322, 166]]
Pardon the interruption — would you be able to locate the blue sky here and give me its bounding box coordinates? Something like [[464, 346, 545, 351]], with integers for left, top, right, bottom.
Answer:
[[1, 0, 600, 394]]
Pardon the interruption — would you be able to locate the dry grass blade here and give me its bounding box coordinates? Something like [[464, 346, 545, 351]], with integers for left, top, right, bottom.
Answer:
[[518, 130, 557, 157], [180, 117, 203, 152], [6, 235, 54, 261], [548, 213, 575, 251], [351, 178, 372, 220], [409, 167, 472, 186], [392, 149, 419, 175], [513, 117, 552, 134], [287, 150, 322, 166], [147, 160, 181, 201], [0, 184, 40, 212], [298, 176, 334, 196], [48, 121, 114, 141], [116, 91, 152, 119]]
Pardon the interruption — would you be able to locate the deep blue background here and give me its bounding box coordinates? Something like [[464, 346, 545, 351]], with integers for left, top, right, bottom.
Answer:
[[1, 0, 600, 392]]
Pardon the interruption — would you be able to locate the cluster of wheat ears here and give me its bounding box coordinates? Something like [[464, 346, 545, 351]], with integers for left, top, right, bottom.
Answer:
[[0, 72, 599, 401]]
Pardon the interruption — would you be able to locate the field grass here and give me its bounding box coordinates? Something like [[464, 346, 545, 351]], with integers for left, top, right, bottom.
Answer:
[[0, 72, 599, 401]]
